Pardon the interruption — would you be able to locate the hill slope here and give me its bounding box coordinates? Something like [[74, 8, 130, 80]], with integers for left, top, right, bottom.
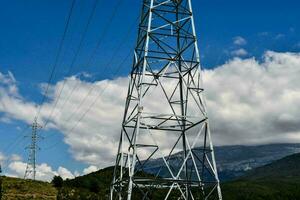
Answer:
[[143, 143, 300, 181], [244, 152, 300, 180], [57, 167, 113, 199], [2, 146, 300, 199], [222, 153, 300, 200], [0, 176, 57, 200], [222, 179, 300, 200], [57, 153, 300, 199]]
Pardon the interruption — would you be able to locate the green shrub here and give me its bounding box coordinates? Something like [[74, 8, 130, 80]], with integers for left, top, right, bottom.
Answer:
[[52, 176, 64, 188]]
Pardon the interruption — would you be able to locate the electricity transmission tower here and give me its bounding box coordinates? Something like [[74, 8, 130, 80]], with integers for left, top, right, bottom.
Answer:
[[24, 118, 42, 180], [110, 0, 222, 199]]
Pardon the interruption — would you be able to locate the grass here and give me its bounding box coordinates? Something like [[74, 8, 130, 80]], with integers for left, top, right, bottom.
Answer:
[[1, 176, 57, 200], [1, 174, 300, 200]]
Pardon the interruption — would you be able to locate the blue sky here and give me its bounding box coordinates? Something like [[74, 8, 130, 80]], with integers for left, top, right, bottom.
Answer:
[[1, 0, 300, 179]]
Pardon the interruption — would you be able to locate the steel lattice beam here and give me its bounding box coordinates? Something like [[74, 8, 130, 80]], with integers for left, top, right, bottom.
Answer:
[[110, 0, 222, 199], [24, 118, 42, 180]]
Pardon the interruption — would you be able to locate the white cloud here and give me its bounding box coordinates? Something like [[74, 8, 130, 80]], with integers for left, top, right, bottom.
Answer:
[[0, 71, 37, 124], [7, 160, 75, 181], [0, 152, 6, 163], [8, 161, 56, 181], [233, 36, 247, 46], [7, 161, 27, 177], [231, 48, 248, 57], [0, 116, 12, 123], [57, 166, 74, 179], [1, 51, 300, 169], [83, 165, 98, 175], [203, 51, 300, 145], [0, 71, 16, 85], [74, 170, 81, 177], [10, 154, 22, 161], [0, 152, 74, 181], [36, 163, 58, 181]]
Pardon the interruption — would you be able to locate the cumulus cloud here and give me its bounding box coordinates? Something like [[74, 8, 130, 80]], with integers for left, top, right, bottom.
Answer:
[[7, 161, 75, 181], [57, 166, 74, 179], [0, 71, 37, 124], [0, 152, 77, 181], [0, 152, 6, 163], [233, 36, 247, 46], [231, 48, 248, 57], [8, 161, 55, 181], [0, 151, 73, 181], [83, 165, 98, 175], [1, 51, 300, 169], [10, 154, 22, 161], [203, 51, 300, 145]]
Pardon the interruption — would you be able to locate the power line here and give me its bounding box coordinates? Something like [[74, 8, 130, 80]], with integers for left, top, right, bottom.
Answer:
[[34, 0, 77, 120], [43, 49, 132, 150], [44, 0, 125, 142], [63, 15, 138, 126], [43, 0, 124, 131], [68, 49, 132, 133], [43, 0, 100, 128], [2, 126, 30, 155], [55, 16, 139, 143], [17, 0, 76, 178], [42, 1, 137, 149], [55, 0, 124, 118]]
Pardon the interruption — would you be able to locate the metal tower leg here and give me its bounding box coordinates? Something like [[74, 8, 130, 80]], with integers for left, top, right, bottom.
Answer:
[[110, 0, 222, 199]]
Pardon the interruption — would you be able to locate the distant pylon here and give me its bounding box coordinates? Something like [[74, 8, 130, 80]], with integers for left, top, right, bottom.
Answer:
[[24, 117, 42, 180], [110, 0, 222, 199]]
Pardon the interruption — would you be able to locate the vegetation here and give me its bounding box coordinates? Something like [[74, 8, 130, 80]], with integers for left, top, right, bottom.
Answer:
[[57, 166, 114, 199], [222, 179, 300, 200], [244, 152, 300, 180], [0, 176, 2, 200], [221, 153, 300, 200], [1, 176, 57, 200], [52, 176, 64, 188], [56, 153, 300, 199], [2, 153, 300, 199]]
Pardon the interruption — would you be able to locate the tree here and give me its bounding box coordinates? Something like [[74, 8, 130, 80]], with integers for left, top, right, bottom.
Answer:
[[90, 179, 100, 193], [0, 165, 2, 199], [0, 177, 2, 200], [52, 175, 63, 188]]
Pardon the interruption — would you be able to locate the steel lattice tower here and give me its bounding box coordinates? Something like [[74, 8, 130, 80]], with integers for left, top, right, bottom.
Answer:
[[24, 118, 42, 180], [110, 0, 222, 199]]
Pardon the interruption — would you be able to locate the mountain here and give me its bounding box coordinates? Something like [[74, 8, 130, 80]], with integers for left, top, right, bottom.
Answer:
[[57, 167, 113, 199], [215, 143, 300, 180], [244, 152, 300, 180], [142, 143, 300, 181], [221, 153, 300, 200], [57, 152, 300, 200], [221, 179, 300, 200], [2, 150, 300, 199]]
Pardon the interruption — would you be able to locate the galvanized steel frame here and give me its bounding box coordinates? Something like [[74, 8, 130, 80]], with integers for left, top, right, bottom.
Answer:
[[110, 0, 222, 199]]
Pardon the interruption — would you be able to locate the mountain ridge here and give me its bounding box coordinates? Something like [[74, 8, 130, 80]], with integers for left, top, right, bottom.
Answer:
[[2, 143, 300, 199], [142, 143, 300, 181], [243, 152, 300, 180]]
